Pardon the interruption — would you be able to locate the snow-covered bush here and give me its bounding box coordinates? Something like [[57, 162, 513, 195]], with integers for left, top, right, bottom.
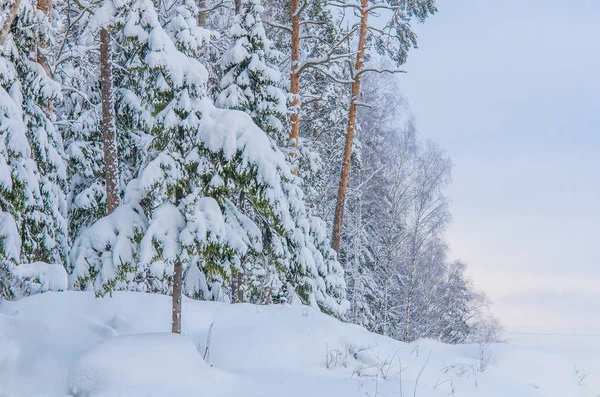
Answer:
[[13, 261, 68, 295]]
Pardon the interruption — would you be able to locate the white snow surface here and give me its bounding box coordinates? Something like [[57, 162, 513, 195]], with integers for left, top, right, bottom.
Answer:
[[0, 291, 581, 397], [13, 262, 68, 293]]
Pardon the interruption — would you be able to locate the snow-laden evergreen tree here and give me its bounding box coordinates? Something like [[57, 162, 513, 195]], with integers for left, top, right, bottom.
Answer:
[[0, 0, 68, 299], [216, 0, 287, 145], [58, 0, 195, 245], [70, 0, 348, 316], [0, 45, 32, 298], [57, 0, 115, 242], [215, 0, 292, 302]]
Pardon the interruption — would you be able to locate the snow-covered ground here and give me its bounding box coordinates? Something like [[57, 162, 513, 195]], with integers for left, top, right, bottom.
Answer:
[[0, 292, 581, 397], [505, 332, 600, 397]]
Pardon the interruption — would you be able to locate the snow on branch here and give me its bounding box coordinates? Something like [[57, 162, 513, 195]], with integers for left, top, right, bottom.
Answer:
[[0, 0, 20, 45]]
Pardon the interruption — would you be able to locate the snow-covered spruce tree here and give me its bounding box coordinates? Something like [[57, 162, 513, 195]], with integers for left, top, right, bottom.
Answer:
[[57, 0, 162, 245], [0, 0, 68, 291], [70, 0, 348, 324], [215, 0, 291, 302], [0, 46, 31, 298], [216, 0, 287, 145]]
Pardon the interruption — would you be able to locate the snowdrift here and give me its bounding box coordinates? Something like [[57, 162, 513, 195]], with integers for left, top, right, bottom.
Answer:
[[0, 292, 580, 397]]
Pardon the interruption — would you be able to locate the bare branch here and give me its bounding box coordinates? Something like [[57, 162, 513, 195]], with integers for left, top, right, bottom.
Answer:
[[356, 67, 407, 77], [263, 19, 292, 33], [328, 0, 361, 10]]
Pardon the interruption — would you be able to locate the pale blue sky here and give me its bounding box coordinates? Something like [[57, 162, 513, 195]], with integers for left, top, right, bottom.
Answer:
[[398, 0, 600, 333]]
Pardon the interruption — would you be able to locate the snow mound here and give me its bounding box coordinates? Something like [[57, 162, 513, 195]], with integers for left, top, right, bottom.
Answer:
[[68, 333, 228, 397], [13, 262, 68, 294], [0, 292, 581, 397]]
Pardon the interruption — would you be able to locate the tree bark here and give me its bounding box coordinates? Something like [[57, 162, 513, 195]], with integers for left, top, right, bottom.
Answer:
[[36, 0, 50, 17], [237, 272, 243, 303], [172, 185, 184, 334], [234, 0, 242, 14], [331, 0, 369, 252], [289, 0, 301, 174], [198, 0, 207, 26], [36, 0, 52, 81], [0, 0, 20, 46], [100, 28, 120, 214], [172, 259, 183, 333]]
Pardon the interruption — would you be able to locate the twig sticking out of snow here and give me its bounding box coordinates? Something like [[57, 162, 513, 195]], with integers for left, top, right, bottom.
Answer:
[[203, 318, 215, 364]]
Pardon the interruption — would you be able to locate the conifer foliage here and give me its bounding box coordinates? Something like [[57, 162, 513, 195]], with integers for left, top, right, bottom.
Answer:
[[0, 0, 68, 297], [68, 0, 347, 319], [0, 0, 500, 344], [217, 0, 287, 143]]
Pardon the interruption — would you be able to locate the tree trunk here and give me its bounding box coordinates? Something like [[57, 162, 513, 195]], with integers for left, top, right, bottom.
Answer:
[[36, 0, 52, 109], [312, 72, 320, 138], [237, 272, 243, 303], [198, 0, 207, 26], [36, 0, 50, 14], [288, 0, 300, 174], [331, 0, 369, 252], [100, 28, 120, 214], [0, 0, 20, 46], [172, 259, 183, 333], [172, 186, 184, 334], [231, 275, 237, 303], [234, 0, 242, 13]]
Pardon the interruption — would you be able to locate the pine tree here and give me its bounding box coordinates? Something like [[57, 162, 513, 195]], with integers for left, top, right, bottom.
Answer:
[[216, 0, 291, 302], [70, 0, 348, 328], [331, 0, 437, 252], [297, 0, 350, 217], [216, 0, 287, 144]]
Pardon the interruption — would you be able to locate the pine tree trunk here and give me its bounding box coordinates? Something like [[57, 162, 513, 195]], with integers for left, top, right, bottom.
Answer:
[[234, 0, 242, 13], [36, 0, 52, 112], [198, 0, 207, 26], [172, 259, 183, 333], [0, 0, 20, 46], [100, 28, 120, 214], [36, 0, 52, 76], [289, 0, 301, 174], [331, 0, 369, 252]]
